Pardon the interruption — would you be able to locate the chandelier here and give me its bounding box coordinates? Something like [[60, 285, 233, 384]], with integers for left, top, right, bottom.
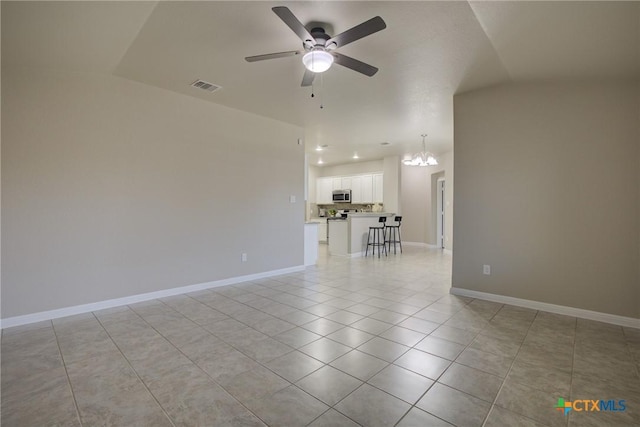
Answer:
[[403, 134, 438, 166]]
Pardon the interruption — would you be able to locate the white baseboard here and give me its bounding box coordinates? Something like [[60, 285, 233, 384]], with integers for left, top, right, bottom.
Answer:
[[450, 287, 640, 329], [1, 265, 305, 329], [403, 242, 432, 248], [329, 251, 363, 258], [403, 242, 451, 254]]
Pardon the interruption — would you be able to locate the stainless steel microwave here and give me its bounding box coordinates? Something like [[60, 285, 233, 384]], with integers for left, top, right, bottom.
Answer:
[[332, 190, 351, 203]]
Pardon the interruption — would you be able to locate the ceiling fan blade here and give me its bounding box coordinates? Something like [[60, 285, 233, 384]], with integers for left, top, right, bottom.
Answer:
[[272, 6, 314, 44], [326, 16, 386, 49], [332, 52, 379, 77], [245, 50, 301, 62], [301, 69, 315, 87]]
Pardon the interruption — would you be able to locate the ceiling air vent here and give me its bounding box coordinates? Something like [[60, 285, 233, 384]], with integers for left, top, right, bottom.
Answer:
[[191, 79, 221, 93]]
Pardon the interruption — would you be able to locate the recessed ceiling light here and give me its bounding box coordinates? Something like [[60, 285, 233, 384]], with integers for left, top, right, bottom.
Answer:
[[315, 144, 329, 151], [317, 159, 324, 165], [353, 152, 359, 159], [380, 142, 390, 146]]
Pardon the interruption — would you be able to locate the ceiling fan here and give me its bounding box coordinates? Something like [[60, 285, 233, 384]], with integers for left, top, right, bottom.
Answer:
[[245, 6, 386, 87]]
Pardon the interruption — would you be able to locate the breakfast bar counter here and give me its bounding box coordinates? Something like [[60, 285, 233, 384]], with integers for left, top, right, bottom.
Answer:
[[328, 213, 395, 257]]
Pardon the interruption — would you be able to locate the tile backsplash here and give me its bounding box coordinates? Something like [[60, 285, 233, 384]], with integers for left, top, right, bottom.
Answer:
[[317, 203, 380, 213]]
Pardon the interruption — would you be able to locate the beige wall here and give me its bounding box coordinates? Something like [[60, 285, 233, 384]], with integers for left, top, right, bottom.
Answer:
[[317, 160, 383, 177], [2, 67, 305, 318], [383, 156, 400, 214], [453, 80, 639, 318], [400, 151, 453, 249]]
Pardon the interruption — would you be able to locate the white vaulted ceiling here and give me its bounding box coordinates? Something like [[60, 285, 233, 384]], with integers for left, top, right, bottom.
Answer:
[[3, 1, 639, 165]]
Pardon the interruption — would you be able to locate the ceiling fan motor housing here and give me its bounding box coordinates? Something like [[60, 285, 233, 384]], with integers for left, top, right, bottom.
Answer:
[[305, 27, 334, 51]]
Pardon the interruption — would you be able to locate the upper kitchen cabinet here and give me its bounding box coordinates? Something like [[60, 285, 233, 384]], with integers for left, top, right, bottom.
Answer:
[[314, 172, 383, 204], [341, 177, 352, 191], [373, 173, 383, 203], [359, 175, 373, 203], [350, 176, 362, 203], [316, 177, 333, 204], [332, 178, 342, 190]]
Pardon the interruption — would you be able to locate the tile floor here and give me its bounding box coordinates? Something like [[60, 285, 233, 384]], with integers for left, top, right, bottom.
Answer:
[[2, 246, 640, 426]]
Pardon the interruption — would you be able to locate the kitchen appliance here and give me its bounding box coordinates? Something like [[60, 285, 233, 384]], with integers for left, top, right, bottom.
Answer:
[[332, 190, 351, 203], [319, 208, 326, 217]]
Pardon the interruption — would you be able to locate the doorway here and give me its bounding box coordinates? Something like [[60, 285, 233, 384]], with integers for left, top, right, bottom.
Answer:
[[436, 178, 445, 249]]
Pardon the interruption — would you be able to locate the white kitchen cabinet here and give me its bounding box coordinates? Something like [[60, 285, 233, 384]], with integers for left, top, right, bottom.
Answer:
[[341, 177, 352, 192], [360, 175, 373, 203], [350, 176, 363, 202], [315, 172, 383, 204], [332, 177, 342, 190], [316, 177, 333, 204], [373, 173, 384, 203], [318, 222, 327, 242]]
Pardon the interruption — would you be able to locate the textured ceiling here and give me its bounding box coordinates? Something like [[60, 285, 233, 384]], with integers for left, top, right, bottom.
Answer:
[[3, 1, 639, 166]]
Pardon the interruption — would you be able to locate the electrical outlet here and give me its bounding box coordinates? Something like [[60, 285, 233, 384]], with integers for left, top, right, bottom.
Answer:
[[483, 264, 491, 275], [241, 253, 247, 262], [290, 195, 296, 203]]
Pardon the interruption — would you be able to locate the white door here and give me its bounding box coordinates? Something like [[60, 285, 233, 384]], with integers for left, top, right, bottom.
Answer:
[[436, 178, 445, 248]]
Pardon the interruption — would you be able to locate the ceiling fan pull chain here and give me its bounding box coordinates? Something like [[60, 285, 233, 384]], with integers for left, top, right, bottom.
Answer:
[[320, 73, 324, 109]]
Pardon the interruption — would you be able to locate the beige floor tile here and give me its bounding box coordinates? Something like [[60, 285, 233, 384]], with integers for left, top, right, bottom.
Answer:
[[379, 325, 426, 347], [396, 407, 453, 426], [495, 378, 568, 427], [222, 365, 290, 403], [1, 372, 81, 427], [273, 326, 322, 348], [414, 336, 466, 360], [394, 349, 451, 380], [196, 348, 261, 384], [430, 324, 478, 345], [299, 337, 351, 363], [507, 358, 572, 395], [326, 326, 374, 347], [438, 362, 503, 402], [330, 350, 388, 381], [470, 333, 522, 358], [357, 336, 410, 362], [335, 383, 411, 427], [484, 406, 547, 427], [4, 246, 640, 426], [369, 309, 409, 324], [351, 317, 394, 335], [264, 350, 324, 382], [235, 336, 293, 363], [324, 310, 364, 325], [302, 318, 345, 335], [456, 347, 513, 378], [398, 317, 439, 334], [296, 365, 363, 406], [248, 385, 329, 427], [308, 409, 360, 427], [345, 303, 381, 316], [368, 364, 434, 404], [147, 364, 265, 426], [416, 383, 491, 427]]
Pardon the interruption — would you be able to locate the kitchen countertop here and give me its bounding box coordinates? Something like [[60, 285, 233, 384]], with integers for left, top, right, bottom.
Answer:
[[347, 212, 395, 217]]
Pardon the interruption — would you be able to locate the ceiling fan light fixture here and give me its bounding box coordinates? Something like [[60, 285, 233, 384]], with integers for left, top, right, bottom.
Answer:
[[302, 49, 334, 73]]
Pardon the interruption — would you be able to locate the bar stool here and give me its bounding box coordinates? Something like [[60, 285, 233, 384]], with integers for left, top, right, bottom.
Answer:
[[366, 217, 387, 258], [385, 216, 403, 254]]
